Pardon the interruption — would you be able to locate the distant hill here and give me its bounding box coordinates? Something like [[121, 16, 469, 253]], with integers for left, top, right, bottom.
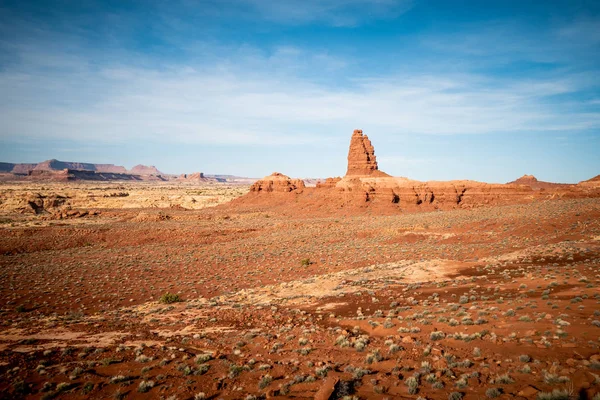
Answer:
[[129, 164, 164, 175], [0, 159, 253, 183], [507, 174, 571, 190]]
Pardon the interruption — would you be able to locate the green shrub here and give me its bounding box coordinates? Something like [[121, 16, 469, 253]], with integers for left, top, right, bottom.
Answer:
[[159, 292, 181, 304]]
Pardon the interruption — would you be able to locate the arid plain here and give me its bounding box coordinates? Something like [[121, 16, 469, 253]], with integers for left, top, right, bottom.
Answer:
[[1, 132, 600, 400]]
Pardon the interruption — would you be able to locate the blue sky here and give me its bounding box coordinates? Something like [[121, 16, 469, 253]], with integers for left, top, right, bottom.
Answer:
[[0, 0, 599, 182]]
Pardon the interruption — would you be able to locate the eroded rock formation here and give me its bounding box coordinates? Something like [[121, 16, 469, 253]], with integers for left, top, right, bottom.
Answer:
[[249, 172, 305, 194], [228, 129, 600, 215], [346, 129, 389, 177]]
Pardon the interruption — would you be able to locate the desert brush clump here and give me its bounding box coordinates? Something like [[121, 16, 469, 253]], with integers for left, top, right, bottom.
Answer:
[[430, 331, 445, 340], [159, 292, 182, 304], [315, 366, 330, 378], [537, 389, 571, 400], [405, 376, 419, 395], [258, 374, 273, 389], [365, 349, 383, 364], [448, 392, 463, 400], [137, 380, 154, 393], [109, 375, 131, 384], [195, 353, 212, 363], [491, 373, 514, 384]]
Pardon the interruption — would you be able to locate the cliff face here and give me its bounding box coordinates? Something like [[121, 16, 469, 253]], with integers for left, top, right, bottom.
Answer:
[[228, 129, 600, 215]]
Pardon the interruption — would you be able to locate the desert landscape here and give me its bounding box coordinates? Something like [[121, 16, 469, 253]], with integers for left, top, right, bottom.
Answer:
[[1, 130, 599, 400], [2, 1, 600, 399]]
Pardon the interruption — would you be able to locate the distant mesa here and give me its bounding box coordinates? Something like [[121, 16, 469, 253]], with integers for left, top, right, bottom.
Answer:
[[3, 159, 164, 176], [177, 172, 210, 182], [33, 159, 128, 174], [129, 164, 164, 176], [0, 159, 253, 183], [1, 160, 128, 175], [228, 129, 600, 214]]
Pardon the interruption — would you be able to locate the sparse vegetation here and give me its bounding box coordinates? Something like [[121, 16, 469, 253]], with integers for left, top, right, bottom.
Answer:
[[159, 292, 182, 304], [1, 184, 599, 399]]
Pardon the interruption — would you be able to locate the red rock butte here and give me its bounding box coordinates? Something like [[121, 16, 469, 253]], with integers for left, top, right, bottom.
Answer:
[[227, 129, 600, 215], [346, 129, 389, 177]]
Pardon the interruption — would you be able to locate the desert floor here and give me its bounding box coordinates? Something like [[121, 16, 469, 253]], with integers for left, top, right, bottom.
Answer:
[[0, 182, 599, 400]]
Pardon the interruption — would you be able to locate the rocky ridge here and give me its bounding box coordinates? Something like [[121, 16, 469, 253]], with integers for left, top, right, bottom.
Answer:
[[229, 129, 600, 214]]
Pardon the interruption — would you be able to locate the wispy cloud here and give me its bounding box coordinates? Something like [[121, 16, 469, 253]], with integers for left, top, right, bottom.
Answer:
[[1, 41, 598, 147], [421, 16, 600, 68], [238, 0, 413, 26]]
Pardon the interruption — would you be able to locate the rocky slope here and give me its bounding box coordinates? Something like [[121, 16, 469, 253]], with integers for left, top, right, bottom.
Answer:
[[579, 174, 600, 188]]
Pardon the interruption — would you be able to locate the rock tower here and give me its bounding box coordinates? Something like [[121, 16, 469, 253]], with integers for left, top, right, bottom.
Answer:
[[345, 129, 388, 177]]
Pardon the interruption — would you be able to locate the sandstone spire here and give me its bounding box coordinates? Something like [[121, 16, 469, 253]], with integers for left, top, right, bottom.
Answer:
[[345, 129, 388, 177]]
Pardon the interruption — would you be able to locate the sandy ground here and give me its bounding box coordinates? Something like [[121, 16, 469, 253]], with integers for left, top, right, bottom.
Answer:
[[0, 182, 599, 399]]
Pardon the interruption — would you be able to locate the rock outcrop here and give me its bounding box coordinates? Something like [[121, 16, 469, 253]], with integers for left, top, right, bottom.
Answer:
[[249, 172, 305, 194], [227, 129, 600, 215], [346, 129, 389, 177]]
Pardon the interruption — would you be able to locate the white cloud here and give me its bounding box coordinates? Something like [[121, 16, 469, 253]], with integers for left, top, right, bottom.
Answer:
[[1, 14, 600, 149], [2, 56, 598, 147]]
